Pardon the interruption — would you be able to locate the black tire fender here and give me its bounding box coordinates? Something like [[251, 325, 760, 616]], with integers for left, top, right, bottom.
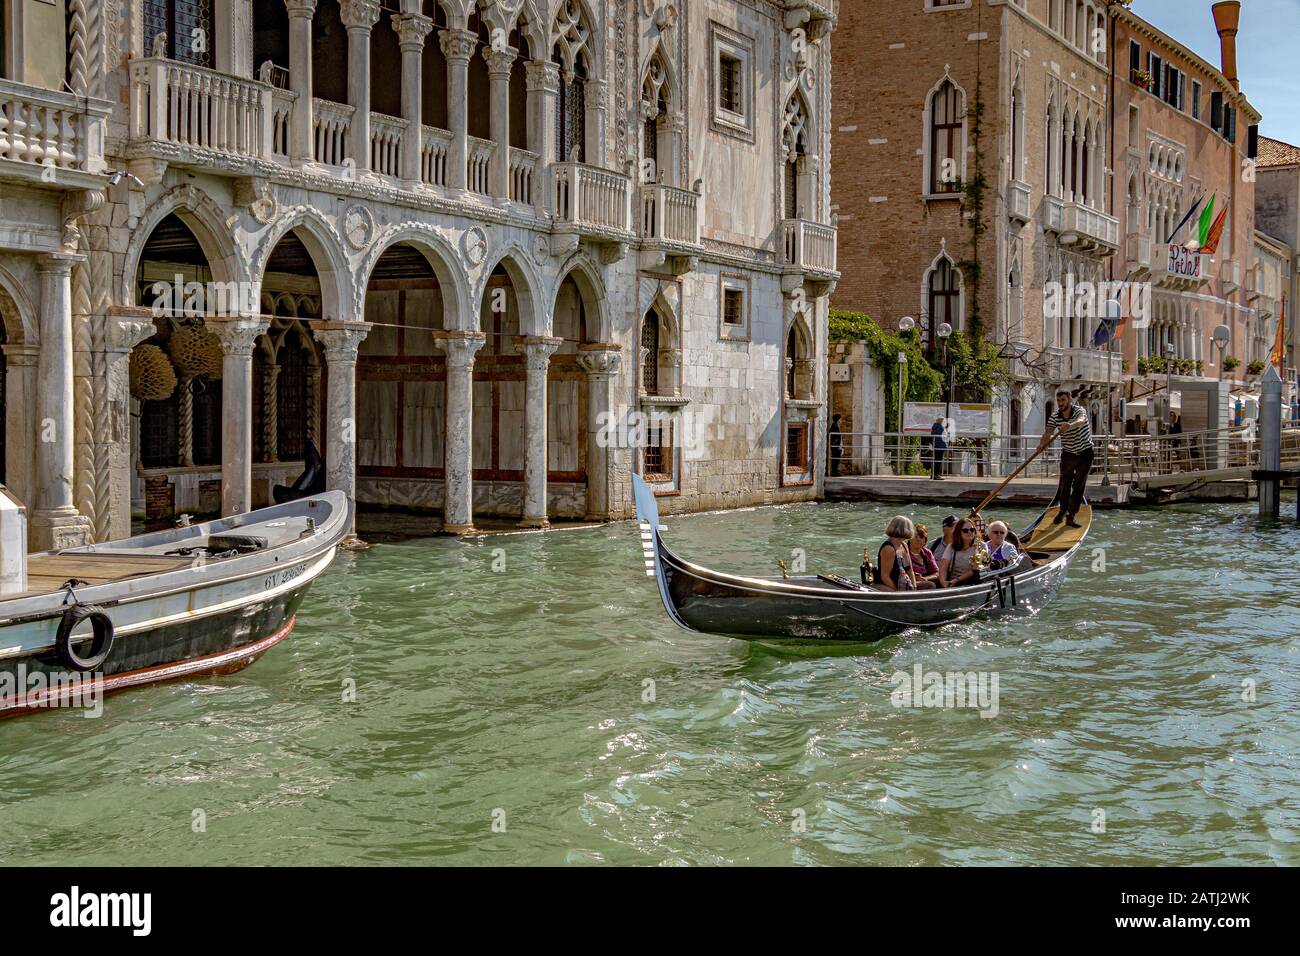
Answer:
[[55, 604, 115, 671]]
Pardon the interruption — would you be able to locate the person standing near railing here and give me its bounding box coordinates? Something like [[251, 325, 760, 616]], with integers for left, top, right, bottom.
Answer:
[[930, 417, 947, 480], [1036, 388, 1092, 529], [829, 414, 843, 477]]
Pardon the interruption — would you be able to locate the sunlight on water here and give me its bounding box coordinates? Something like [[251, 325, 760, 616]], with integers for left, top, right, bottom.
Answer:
[[2, 499, 1297, 865]]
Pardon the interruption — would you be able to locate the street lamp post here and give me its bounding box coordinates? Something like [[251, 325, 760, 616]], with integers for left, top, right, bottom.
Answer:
[[897, 351, 908, 473]]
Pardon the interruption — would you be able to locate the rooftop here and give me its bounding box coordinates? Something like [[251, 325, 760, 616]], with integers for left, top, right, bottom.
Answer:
[[1258, 136, 1300, 168]]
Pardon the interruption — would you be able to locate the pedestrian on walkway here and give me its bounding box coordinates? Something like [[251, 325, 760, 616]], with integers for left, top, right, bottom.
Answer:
[[829, 414, 843, 476], [930, 417, 947, 480]]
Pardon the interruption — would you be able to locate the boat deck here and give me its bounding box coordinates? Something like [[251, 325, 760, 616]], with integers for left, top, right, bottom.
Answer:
[[10, 554, 195, 600], [1023, 504, 1093, 552]]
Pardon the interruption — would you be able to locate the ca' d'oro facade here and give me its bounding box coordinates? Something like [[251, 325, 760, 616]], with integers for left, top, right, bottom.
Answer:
[[0, 0, 840, 547]]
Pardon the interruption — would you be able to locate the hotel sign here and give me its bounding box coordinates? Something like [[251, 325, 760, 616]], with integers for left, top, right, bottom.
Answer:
[[1166, 243, 1203, 279]]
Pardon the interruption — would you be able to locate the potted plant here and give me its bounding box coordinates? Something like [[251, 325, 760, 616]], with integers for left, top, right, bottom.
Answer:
[[1130, 68, 1152, 89], [1223, 355, 1241, 374], [1193, 360, 1204, 375], [1247, 359, 1266, 377], [1136, 357, 1150, 375]]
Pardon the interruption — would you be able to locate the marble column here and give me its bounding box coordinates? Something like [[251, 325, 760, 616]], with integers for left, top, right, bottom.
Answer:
[[441, 331, 485, 534], [206, 314, 271, 516], [520, 336, 562, 528], [440, 29, 477, 193], [394, 12, 434, 185], [30, 255, 92, 550], [584, 77, 607, 167], [525, 59, 560, 213], [340, 0, 382, 174], [2, 343, 39, 516], [312, 321, 370, 540], [484, 44, 518, 200], [577, 344, 621, 521], [285, 0, 318, 164]]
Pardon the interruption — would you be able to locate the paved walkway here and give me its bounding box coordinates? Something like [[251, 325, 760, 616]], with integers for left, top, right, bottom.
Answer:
[[824, 475, 1130, 507]]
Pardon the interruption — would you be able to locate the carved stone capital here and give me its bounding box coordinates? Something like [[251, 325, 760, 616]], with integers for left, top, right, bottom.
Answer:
[[442, 331, 486, 368], [577, 344, 622, 376], [104, 306, 157, 354], [312, 320, 371, 362], [439, 28, 478, 63], [340, 0, 382, 30], [206, 315, 271, 359], [525, 59, 561, 94], [483, 44, 519, 77], [284, 0, 318, 19], [393, 12, 435, 48], [37, 253, 77, 278], [520, 336, 562, 371]]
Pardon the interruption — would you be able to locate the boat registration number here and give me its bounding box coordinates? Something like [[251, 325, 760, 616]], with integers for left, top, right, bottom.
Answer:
[[263, 562, 308, 591]]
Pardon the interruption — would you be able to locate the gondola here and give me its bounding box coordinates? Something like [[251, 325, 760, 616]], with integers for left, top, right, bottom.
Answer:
[[0, 491, 350, 717], [632, 474, 1090, 643]]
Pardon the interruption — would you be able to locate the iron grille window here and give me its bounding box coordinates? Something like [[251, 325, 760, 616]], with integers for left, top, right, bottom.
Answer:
[[723, 289, 744, 326], [143, 0, 214, 67], [556, 69, 586, 162], [719, 54, 742, 114], [641, 313, 659, 395], [786, 425, 807, 468], [644, 116, 658, 168], [278, 343, 309, 461], [191, 380, 222, 466], [140, 394, 181, 468], [787, 327, 799, 395], [644, 420, 671, 478], [785, 161, 799, 219]]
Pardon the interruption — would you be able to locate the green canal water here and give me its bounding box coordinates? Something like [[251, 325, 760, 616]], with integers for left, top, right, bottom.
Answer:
[[2, 499, 1298, 866]]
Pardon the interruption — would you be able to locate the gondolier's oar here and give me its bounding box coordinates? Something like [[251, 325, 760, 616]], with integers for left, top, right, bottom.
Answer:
[[968, 427, 1062, 517]]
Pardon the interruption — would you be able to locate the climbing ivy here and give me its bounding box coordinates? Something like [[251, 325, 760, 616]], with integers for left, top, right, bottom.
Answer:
[[829, 309, 942, 433], [958, 84, 988, 344]]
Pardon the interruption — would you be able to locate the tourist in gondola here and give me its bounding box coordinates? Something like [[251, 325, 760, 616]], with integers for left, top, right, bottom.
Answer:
[[939, 518, 983, 588], [931, 514, 958, 565], [1035, 387, 1093, 529], [875, 516, 919, 591], [986, 521, 1020, 569], [909, 523, 941, 589]]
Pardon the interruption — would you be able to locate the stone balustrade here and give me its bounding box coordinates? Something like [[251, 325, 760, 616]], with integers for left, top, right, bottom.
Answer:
[[640, 183, 701, 246], [130, 59, 273, 161], [553, 161, 633, 235], [781, 218, 838, 275]]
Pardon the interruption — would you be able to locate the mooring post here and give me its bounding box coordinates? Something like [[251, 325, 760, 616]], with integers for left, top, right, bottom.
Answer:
[[1259, 365, 1282, 519]]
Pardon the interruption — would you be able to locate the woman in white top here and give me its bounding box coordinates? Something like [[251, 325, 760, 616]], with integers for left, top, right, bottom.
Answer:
[[939, 517, 983, 588]]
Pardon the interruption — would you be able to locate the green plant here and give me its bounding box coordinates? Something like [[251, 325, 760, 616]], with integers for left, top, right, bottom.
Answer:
[[828, 310, 943, 434], [1122, 359, 1131, 373], [1136, 357, 1150, 375], [1193, 360, 1204, 375], [1223, 355, 1241, 372], [1247, 359, 1266, 376]]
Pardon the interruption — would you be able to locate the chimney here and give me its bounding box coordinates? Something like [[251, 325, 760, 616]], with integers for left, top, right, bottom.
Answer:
[[1212, 1, 1241, 90]]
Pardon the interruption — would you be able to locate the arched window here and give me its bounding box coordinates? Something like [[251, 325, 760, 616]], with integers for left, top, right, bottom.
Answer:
[[926, 258, 961, 358], [928, 80, 963, 194], [551, 0, 592, 163], [782, 95, 810, 219], [640, 310, 660, 396], [642, 54, 670, 178]]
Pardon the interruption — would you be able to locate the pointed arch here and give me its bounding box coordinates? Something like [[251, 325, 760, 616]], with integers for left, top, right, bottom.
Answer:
[[923, 73, 966, 196], [920, 246, 965, 357]]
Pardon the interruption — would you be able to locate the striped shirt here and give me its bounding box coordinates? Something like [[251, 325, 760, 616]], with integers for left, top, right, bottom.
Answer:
[[1048, 402, 1094, 454]]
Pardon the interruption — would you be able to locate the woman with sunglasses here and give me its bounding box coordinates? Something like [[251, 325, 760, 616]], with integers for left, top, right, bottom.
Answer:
[[938, 518, 983, 588]]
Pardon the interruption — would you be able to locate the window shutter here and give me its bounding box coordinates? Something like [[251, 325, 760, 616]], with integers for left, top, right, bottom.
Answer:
[[1210, 91, 1224, 131], [1248, 124, 1259, 160]]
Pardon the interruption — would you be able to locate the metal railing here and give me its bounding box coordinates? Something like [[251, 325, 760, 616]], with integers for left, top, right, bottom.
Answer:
[[830, 425, 1300, 483]]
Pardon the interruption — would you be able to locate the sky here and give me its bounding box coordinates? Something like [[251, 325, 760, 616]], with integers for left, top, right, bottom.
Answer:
[[1131, 0, 1300, 147]]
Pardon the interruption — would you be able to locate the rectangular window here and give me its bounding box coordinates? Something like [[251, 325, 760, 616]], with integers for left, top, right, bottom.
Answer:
[[1192, 81, 1202, 119], [1149, 53, 1163, 98], [1129, 40, 1142, 75], [786, 424, 808, 470], [719, 54, 742, 115], [723, 289, 743, 326], [644, 419, 672, 480]]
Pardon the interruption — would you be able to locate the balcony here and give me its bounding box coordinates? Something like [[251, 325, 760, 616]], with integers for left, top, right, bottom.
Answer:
[[552, 160, 633, 239], [1058, 201, 1120, 253], [1046, 346, 1124, 384], [1151, 241, 1208, 289], [1, 78, 111, 189], [129, 58, 279, 175], [1008, 179, 1032, 224], [1125, 231, 1153, 275], [637, 183, 701, 274], [782, 219, 838, 278], [1221, 258, 1241, 294]]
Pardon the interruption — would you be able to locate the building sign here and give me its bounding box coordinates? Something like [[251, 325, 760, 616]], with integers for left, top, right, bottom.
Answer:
[[1166, 243, 1203, 279], [904, 402, 994, 437]]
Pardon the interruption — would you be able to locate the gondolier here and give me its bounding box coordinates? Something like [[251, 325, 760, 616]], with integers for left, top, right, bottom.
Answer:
[[1036, 387, 1093, 529]]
